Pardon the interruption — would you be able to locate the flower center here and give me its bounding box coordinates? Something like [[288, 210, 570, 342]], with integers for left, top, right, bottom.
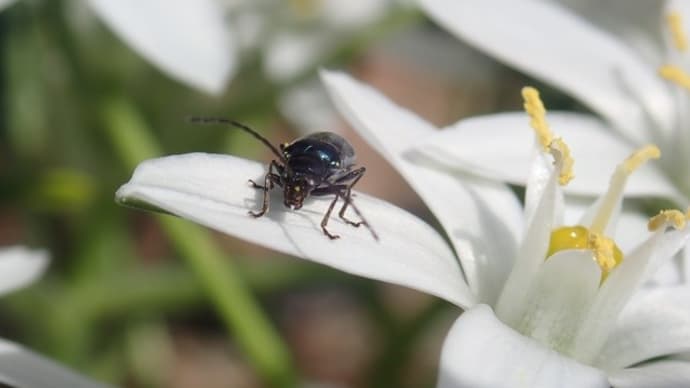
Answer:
[[522, 87, 661, 283], [547, 226, 622, 282]]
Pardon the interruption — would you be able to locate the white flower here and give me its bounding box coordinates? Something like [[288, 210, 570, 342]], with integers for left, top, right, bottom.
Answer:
[[405, 0, 690, 284], [223, 0, 400, 135], [0, 247, 108, 388], [2, 0, 235, 94], [116, 70, 690, 387]]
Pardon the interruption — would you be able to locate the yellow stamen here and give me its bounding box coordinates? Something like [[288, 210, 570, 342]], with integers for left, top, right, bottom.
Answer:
[[621, 145, 661, 175], [547, 226, 623, 282], [659, 65, 690, 91], [521, 87, 575, 186], [588, 233, 618, 273], [550, 138, 574, 185], [667, 12, 688, 52], [648, 209, 690, 231], [522, 87, 552, 148], [590, 145, 661, 234]]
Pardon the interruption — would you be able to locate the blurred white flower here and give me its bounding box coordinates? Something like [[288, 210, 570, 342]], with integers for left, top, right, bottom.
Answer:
[[223, 0, 400, 134], [225, 0, 394, 82], [0, 246, 108, 388], [2, 0, 235, 94], [116, 70, 690, 388], [86, 0, 235, 95]]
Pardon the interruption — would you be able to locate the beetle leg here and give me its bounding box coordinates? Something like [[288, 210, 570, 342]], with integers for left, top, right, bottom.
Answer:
[[335, 167, 365, 225], [313, 167, 378, 240], [320, 192, 341, 240], [339, 168, 378, 240], [249, 160, 283, 218]]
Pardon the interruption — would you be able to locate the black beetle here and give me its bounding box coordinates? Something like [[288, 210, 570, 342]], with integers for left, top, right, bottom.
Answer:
[[189, 117, 378, 240]]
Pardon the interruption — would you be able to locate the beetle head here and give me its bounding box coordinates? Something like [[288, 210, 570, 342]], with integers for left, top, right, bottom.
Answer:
[[283, 177, 315, 210]]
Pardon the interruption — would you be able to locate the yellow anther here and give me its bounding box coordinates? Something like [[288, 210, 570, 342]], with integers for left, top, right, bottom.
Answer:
[[522, 87, 552, 149], [547, 226, 623, 282], [550, 138, 574, 185], [621, 145, 661, 175], [648, 209, 689, 231], [659, 65, 690, 91], [667, 12, 688, 52], [521, 86, 574, 186], [588, 233, 619, 273]]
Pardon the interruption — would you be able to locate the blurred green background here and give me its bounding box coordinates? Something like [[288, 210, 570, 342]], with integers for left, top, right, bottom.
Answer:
[[0, 1, 576, 387]]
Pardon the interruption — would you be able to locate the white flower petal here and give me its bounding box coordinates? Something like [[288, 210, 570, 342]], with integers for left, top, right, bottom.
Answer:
[[608, 360, 690, 388], [515, 250, 601, 354], [495, 163, 559, 326], [86, 0, 234, 94], [570, 230, 663, 363], [598, 286, 690, 370], [0, 338, 108, 388], [644, 224, 690, 282], [413, 112, 680, 199], [559, 0, 666, 63], [523, 147, 554, 226], [116, 153, 476, 308], [416, 0, 675, 144], [320, 69, 523, 305], [0, 246, 49, 296], [437, 304, 609, 388]]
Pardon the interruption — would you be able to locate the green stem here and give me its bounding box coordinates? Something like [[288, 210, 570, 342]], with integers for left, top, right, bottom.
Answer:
[[101, 96, 296, 387]]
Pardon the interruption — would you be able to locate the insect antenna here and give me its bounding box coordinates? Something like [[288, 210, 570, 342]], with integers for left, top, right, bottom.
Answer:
[[188, 117, 286, 162]]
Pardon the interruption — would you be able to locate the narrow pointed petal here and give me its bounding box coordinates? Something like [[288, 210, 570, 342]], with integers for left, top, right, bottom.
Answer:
[[570, 231, 663, 363], [598, 286, 690, 370], [86, 0, 235, 94], [495, 162, 559, 326], [608, 360, 690, 388], [644, 224, 690, 282], [413, 112, 680, 198], [0, 339, 108, 388], [416, 0, 675, 144], [116, 153, 476, 308], [437, 305, 609, 388], [320, 69, 523, 305], [0, 246, 49, 295]]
